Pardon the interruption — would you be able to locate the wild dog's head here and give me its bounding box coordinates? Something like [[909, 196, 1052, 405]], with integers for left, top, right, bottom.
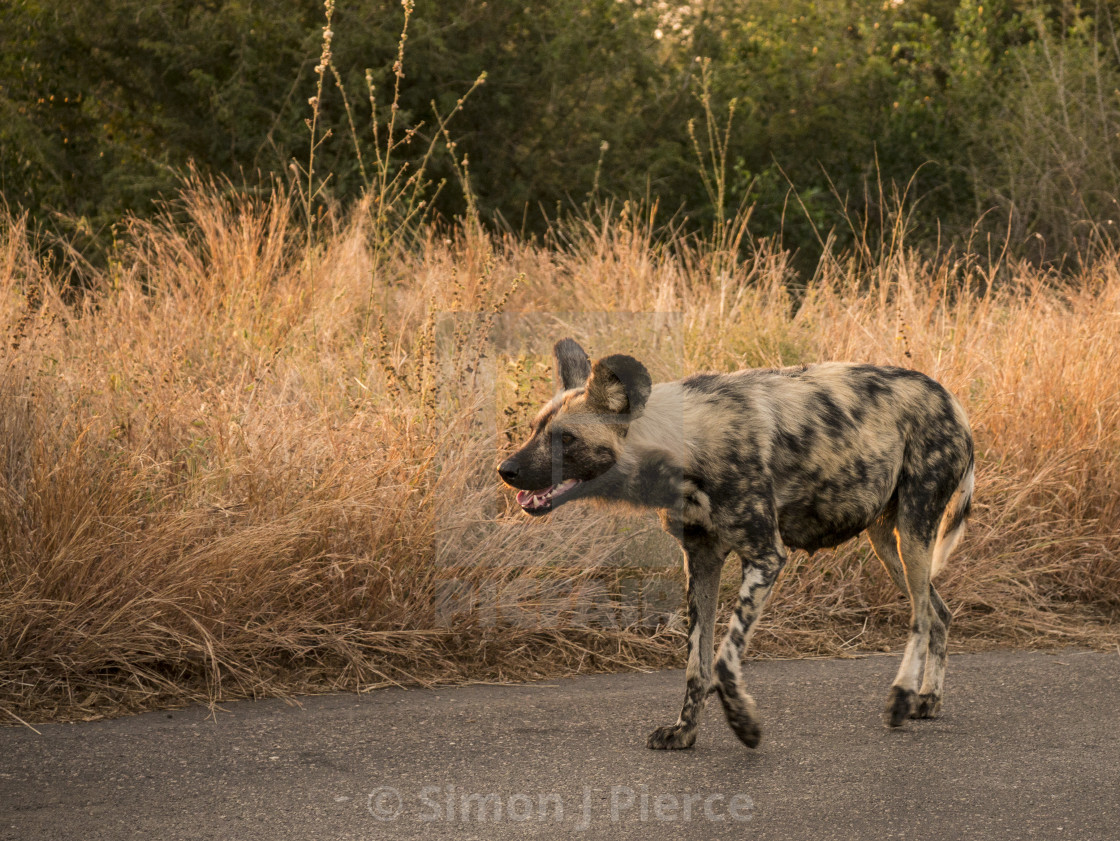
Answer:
[[498, 338, 651, 516]]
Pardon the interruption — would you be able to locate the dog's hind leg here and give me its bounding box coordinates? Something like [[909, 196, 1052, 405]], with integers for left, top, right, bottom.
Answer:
[[914, 463, 971, 717], [867, 512, 908, 594], [870, 459, 970, 725], [880, 525, 937, 727], [868, 519, 939, 723], [647, 528, 726, 750], [915, 584, 952, 718]]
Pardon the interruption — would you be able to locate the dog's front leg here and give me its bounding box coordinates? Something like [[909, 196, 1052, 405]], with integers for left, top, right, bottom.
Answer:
[[647, 528, 725, 750], [712, 537, 787, 749]]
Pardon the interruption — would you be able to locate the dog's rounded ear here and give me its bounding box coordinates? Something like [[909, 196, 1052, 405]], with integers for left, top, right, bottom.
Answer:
[[554, 338, 592, 391], [586, 354, 652, 417]]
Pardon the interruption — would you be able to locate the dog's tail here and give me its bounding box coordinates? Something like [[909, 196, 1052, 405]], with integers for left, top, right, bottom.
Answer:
[[931, 451, 974, 578]]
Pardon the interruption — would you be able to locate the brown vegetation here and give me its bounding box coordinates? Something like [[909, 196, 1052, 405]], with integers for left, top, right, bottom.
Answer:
[[1, 185, 1118, 724]]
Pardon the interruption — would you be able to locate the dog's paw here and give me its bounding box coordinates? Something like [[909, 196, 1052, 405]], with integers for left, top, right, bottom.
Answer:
[[717, 691, 761, 748], [724, 706, 762, 748], [646, 723, 697, 750], [883, 686, 916, 727], [910, 692, 942, 719]]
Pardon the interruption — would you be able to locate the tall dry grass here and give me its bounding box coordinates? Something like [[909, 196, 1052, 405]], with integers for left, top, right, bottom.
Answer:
[[1, 185, 1118, 723]]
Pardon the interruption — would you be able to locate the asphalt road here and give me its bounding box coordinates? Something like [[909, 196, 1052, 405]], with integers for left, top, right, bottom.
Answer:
[[2, 650, 1118, 841]]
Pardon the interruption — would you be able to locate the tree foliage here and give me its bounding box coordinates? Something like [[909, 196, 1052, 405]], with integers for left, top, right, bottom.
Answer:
[[4, 0, 1120, 260]]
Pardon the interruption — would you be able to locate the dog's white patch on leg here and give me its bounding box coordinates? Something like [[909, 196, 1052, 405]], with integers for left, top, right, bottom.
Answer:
[[685, 622, 704, 682], [738, 565, 766, 601], [892, 630, 928, 692]]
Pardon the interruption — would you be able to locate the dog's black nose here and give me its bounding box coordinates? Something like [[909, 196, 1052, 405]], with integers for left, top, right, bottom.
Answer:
[[498, 459, 520, 483]]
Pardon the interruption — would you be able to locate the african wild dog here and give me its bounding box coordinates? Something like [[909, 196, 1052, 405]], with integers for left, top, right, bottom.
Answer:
[[498, 339, 974, 750]]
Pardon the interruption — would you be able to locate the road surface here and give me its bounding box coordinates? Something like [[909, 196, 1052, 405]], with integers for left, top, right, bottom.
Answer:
[[2, 650, 1118, 840]]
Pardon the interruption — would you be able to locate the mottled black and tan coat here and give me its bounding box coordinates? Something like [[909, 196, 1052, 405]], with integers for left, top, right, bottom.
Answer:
[[499, 339, 974, 750]]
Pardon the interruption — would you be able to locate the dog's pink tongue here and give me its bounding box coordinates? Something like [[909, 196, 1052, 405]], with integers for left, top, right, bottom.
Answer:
[[515, 490, 535, 506]]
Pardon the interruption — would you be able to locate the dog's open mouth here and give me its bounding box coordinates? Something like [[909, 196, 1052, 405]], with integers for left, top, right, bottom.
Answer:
[[515, 479, 581, 514]]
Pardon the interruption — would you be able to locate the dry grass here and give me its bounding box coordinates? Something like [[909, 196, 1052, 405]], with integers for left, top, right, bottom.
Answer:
[[1, 184, 1118, 724]]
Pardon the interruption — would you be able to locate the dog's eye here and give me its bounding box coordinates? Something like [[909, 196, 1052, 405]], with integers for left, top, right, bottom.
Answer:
[[560, 432, 576, 446]]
